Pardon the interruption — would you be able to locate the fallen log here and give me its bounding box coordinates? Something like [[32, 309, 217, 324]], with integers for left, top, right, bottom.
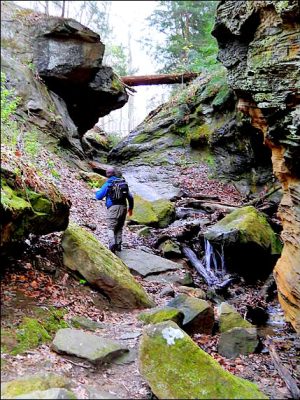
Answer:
[[121, 72, 199, 87], [182, 246, 218, 286], [266, 337, 300, 399], [242, 186, 281, 206]]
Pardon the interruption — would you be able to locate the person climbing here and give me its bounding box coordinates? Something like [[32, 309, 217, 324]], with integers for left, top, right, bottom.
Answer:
[[95, 166, 134, 254]]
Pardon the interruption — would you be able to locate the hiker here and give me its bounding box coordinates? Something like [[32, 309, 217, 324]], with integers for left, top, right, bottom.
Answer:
[[95, 166, 134, 254]]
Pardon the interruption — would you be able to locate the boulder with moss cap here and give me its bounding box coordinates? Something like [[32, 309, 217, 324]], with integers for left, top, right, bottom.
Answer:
[[139, 321, 268, 399], [204, 206, 282, 280], [61, 223, 154, 309]]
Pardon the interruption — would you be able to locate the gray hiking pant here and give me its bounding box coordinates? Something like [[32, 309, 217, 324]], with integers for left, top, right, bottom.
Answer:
[[107, 205, 127, 248]]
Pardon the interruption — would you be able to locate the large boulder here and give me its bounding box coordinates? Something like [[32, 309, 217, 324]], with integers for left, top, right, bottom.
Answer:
[[1, 1, 128, 157], [204, 206, 282, 280], [218, 327, 259, 359], [129, 195, 175, 228], [139, 321, 267, 399], [167, 294, 214, 334], [217, 302, 253, 333], [61, 223, 154, 309], [1, 149, 70, 253], [212, 0, 300, 332]]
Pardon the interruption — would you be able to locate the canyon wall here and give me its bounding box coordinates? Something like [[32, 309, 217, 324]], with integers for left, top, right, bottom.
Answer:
[[212, 0, 300, 332]]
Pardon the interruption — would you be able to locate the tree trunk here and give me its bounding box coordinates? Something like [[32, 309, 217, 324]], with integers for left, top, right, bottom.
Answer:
[[121, 72, 199, 87], [61, 0, 66, 17]]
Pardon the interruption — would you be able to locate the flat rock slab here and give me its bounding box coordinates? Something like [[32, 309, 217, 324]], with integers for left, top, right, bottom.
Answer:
[[70, 316, 105, 331], [13, 388, 76, 399], [118, 249, 181, 277], [144, 271, 193, 285], [85, 387, 119, 399], [51, 328, 128, 364]]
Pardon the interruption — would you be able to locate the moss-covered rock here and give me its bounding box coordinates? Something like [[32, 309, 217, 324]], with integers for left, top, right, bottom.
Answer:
[[138, 307, 184, 325], [218, 327, 259, 359], [129, 196, 175, 228], [129, 195, 159, 226], [139, 321, 268, 399], [205, 206, 282, 254], [79, 171, 107, 188], [61, 223, 154, 309], [204, 206, 282, 280], [1, 307, 69, 355], [152, 199, 175, 228], [159, 239, 181, 258], [167, 294, 214, 334], [1, 373, 71, 399], [218, 302, 253, 333], [1, 148, 70, 253]]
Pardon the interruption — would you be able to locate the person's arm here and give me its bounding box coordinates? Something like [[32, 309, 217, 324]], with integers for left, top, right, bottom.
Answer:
[[127, 192, 134, 216], [95, 182, 108, 200]]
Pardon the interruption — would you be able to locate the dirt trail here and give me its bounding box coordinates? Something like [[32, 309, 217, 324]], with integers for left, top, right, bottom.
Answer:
[[1, 152, 298, 399]]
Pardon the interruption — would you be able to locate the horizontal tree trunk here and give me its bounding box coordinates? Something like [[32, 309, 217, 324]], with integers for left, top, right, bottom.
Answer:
[[121, 72, 199, 87]]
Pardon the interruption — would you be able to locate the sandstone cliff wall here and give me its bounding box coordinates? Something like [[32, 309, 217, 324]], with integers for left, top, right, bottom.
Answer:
[[212, 0, 300, 331]]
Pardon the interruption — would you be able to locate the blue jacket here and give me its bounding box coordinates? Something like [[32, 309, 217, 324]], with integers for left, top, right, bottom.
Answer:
[[95, 176, 134, 210]]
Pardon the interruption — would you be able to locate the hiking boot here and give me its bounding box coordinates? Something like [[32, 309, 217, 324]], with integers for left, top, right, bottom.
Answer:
[[116, 244, 122, 252], [109, 244, 116, 254]]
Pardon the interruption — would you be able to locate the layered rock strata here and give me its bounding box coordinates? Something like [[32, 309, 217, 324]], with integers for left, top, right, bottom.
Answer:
[[1, 1, 127, 154], [212, 0, 300, 331]]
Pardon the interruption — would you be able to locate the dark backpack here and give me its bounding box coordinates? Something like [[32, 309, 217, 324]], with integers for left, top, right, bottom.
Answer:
[[108, 178, 129, 203]]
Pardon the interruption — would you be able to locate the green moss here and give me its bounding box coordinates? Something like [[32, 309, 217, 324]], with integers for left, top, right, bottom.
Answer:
[[12, 318, 51, 355], [62, 223, 154, 308], [130, 195, 159, 226], [28, 193, 52, 214], [1, 308, 68, 355], [138, 307, 184, 325], [212, 84, 231, 108], [132, 133, 150, 144], [187, 124, 213, 147], [1, 374, 70, 399], [139, 321, 268, 399], [40, 308, 69, 334], [211, 206, 282, 254], [152, 199, 175, 228], [111, 76, 124, 92], [1, 182, 30, 211], [218, 303, 253, 333]]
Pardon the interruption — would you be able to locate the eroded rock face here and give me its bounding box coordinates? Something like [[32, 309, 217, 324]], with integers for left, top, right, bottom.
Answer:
[[109, 70, 274, 196], [212, 0, 300, 332], [1, 1, 128, 151], [1, 149, 70, 253]]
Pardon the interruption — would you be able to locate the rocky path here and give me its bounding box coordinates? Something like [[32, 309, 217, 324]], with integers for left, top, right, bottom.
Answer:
[[1, 150, 298, 399]]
